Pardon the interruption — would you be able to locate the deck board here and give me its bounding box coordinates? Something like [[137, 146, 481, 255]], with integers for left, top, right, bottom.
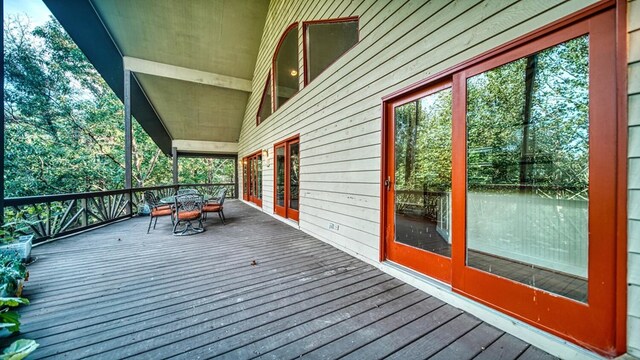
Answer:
[[9, 200, 557, 359]]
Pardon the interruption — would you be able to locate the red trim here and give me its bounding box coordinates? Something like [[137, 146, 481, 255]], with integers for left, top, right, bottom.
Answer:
[[256, 71, 271, 126], [380, 3, 625, 356], [272, 22, 299, 111], [614, 0, 628, 353], [302, 16, 360, 86], [273, 134, 301, 221]]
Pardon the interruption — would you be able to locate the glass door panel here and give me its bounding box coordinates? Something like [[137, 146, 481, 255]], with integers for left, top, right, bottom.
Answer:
[[465, 35, 589, 302], [385, 82, 453, 283], [394, 88, 452, 256]]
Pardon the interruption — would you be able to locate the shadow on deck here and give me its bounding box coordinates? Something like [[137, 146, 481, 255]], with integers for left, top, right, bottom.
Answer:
[[12, 200, 556, 359]]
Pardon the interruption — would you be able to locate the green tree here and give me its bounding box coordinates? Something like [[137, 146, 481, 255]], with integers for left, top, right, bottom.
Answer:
[[3, 15, 172, 196]]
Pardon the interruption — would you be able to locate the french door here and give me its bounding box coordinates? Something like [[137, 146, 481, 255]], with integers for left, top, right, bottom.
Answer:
[[382, 8, 621, 355], [274, 136, 300, 221], [243, 151, 262, 207], [383, 80, 453, 284]]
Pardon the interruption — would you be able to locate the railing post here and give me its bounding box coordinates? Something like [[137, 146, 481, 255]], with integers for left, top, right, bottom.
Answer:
[[80, 197, 88, 227]]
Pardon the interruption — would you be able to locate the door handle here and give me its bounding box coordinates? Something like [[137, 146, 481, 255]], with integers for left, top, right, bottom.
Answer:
[[384, 176, 391, 191]]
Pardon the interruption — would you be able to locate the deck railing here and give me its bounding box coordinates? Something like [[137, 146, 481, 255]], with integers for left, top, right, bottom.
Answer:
[[2, 183, 236, 244]]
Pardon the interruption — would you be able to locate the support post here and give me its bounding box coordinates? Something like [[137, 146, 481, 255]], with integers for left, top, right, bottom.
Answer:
[[172, 147, 178, 185], [124, 69, 133, 215], [234, 155, 239, 198]]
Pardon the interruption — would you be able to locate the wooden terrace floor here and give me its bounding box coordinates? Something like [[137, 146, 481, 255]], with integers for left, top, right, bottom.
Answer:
[[14, 200, 556, 359]]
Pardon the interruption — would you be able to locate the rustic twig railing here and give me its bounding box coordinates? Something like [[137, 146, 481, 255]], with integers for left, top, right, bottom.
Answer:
[[2, 183, 236, 244]]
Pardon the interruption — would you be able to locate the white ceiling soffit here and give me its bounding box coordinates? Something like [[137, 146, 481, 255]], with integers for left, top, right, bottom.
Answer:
[[91, 0, 270, 144]]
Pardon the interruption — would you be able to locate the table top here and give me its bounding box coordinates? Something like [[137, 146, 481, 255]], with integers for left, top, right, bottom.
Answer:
[[160, 194, 213, 204]]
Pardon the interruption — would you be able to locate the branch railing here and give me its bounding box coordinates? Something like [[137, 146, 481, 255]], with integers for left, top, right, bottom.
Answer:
[[3, 183, 236, 244]]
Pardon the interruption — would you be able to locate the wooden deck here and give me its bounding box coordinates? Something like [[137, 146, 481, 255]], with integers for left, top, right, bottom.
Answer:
[[12, 200, 556, 359]]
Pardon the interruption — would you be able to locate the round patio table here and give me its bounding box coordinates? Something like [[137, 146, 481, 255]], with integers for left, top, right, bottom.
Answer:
[[160, 194, 212, 204]]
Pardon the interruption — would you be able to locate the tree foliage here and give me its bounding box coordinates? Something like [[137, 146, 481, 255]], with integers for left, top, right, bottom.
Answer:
[[3, 16, 235, 197]]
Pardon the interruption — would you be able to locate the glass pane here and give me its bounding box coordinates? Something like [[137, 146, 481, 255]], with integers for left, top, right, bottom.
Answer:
[[258, 77, 272, 123], [395, 87, 452, 257], [466, 35, 589, 302], [307, 20, 358, 82], [257, 155, 262, 199], [243, 162, 248, 195], [289, 143, 299, 210], [275, 27, 299, 108], [276, 146, 285, 207], [250, 158, 255, 197]]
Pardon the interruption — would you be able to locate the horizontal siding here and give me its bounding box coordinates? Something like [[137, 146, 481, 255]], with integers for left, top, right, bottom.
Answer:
[[238, 0, 598, 270], [629, 0, 640, 357]]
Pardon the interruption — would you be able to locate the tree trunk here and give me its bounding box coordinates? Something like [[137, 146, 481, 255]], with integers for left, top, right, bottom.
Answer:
[[520, 54, 537, 192]]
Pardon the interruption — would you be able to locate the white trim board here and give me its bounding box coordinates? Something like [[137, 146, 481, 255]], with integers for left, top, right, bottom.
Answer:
[[123, 56, 253, 93]]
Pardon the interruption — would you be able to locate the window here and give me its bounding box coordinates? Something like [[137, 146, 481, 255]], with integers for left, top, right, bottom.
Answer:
[[256, 72, 272, 125], [382, 7, 620, 354], [273, 23, 299, 109], [303, 17, 358, 84]]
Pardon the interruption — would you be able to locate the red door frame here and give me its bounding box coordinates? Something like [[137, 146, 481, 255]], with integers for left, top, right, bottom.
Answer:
[[243, 151, 262, 207], [380, 2, 626, 356], [383, 79, 453, 284], [274, 135, 300, 221]]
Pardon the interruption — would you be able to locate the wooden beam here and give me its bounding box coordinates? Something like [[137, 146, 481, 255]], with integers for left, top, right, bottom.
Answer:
[[172, 140, 238, 154], [123, 56, 253, 93]]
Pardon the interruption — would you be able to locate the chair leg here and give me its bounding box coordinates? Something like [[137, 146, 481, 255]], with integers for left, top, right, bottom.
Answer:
[[218, 211, 225, 225], [147, 216, 154, 233], [153, 216, 159, 229], [221, 210, 226, 221]]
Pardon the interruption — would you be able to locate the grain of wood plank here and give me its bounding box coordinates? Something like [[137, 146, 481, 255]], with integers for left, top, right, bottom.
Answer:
[[473, 333, 530, 360], [429, 322, 505, 360], [17, 201, 556, 360]]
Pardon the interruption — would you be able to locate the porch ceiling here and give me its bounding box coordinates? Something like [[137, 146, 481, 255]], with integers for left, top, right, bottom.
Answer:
[[44, 0, 269, 151]]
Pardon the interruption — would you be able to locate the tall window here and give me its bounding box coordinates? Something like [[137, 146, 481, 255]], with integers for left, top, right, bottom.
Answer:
[[256, 73, 272, 125], [274, 24, 299, 109], [304, 18, 358, 84]]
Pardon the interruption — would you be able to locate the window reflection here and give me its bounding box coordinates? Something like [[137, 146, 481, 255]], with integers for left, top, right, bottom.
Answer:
[[275, 26, 299, 108], [466, 35, 589, 302], [395, 87, 452, 257], [305, 20, 358, 83]]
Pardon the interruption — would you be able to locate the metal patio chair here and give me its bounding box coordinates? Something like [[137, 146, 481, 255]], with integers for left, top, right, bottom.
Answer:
[[203, 189, 226, 224], [173, 194, 205, 235], [144, 191, 174, 233]]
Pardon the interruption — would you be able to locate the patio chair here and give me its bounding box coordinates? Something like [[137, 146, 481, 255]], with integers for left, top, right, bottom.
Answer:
[[144, 191, 174, 234], [176, 188, 198, 196], [173, 194, 205, 235], [203, 189, 226, 224]]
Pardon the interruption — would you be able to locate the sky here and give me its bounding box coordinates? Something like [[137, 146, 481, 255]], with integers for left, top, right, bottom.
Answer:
[[3, 0, 52, 26]]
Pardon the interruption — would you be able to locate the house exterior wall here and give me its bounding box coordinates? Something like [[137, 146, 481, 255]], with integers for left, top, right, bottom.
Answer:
[[628, 0, 640, 357], [238, 0, 637, 357]]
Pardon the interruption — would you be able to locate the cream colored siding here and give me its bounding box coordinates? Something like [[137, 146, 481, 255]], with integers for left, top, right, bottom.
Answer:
[[629, 0, 640, 356], [238, 0, 598, 259]]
